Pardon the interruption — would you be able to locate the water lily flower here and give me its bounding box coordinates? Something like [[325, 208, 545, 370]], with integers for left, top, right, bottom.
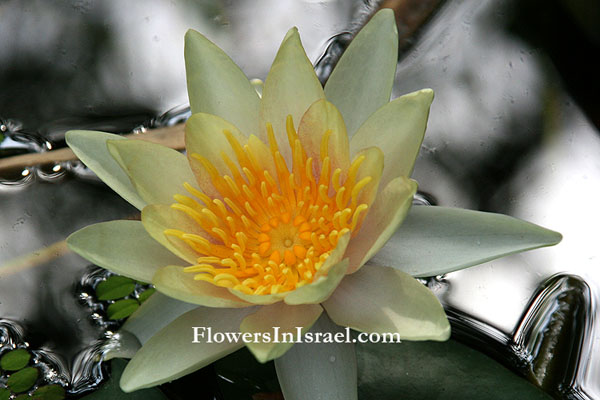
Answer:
[[65, 9, 561, 399]]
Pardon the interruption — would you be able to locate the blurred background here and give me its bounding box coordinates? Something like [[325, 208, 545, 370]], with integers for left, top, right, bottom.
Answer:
[[1, 0, 599, 398]]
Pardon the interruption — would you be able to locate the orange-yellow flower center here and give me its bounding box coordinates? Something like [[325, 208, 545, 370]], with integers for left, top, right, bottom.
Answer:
[[164, 115, 373, 296]]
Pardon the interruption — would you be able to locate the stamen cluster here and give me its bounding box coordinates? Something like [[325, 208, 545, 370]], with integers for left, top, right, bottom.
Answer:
[[165, 116, 372, 296]]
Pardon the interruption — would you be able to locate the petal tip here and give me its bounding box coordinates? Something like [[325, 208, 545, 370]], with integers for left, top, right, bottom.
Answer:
[[416, 88, 435, 103], [548, 229, 563, 245]]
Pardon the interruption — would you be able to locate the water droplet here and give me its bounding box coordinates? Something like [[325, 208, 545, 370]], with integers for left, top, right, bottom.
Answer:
[[329, 355, 336, 363]]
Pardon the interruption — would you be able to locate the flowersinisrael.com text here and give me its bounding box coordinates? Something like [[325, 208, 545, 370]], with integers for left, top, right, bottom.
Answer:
[[192, 326, 401, 344]]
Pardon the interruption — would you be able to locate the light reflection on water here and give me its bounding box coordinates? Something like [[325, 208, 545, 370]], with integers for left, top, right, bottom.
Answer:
[[1, 0, 599, 398]]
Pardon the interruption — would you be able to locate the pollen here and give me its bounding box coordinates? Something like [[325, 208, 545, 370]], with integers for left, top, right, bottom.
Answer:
[[165, 115, 373, 296]]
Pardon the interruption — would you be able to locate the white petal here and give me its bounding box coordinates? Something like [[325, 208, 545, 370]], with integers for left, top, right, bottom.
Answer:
[[371, 206, 563, 277], [107, 139, 198, 206], [66, 220, 184, 282], [323, 264, 450, 341], [120, 306, 254, 391], [65, 130, 146, 210], [275, 314, 357, 400], [185, 29, 260, 136], [324, 9, 398, 137]]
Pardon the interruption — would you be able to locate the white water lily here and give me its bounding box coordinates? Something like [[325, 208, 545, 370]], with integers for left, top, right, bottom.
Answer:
[[65, 9, 561, 399]]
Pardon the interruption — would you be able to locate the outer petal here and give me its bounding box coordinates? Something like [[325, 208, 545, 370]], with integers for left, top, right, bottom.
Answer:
[[185, 112, 248, 198], [240, 302, 322, 363], [65, 130, 146, 210], [346, 177, 417, 273], [275, 314, 358, 400], [350, 89, 434, 186], [185, 29, 260, 136], [105, 293, 198, 361], [152, 265, 252, 308], [297, 99, 350, 175], [324, 9, 398, 137], [122, 293, 198, 345], [323, 264, 450, 341], [141, 204, 205, 264], [283, 232, 351, 305], [120, 306, 254, 391], [371, 206, 563, 277], [260, 28, 325, 163], [107, 139, 198, 206], [66, 220, 184, 283]]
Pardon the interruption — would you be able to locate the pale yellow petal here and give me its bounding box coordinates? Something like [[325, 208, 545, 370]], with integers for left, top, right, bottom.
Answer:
[[323, 264, 450, 341], [65, 130, 146, 210], [259, 28, 325, 164], [240, 302, 322, 363], [185, 29, 260, 136], [350, 89, 434, 186], [153, 265, 252, 308], [66, 220, 184, 283], [141, 204, 208, 264], [297, 99, 350, 176], [324, 9, 398, 137], [107, 139, 198, 205], [346, 177, 417, 273], [185, 112, 247, 198]]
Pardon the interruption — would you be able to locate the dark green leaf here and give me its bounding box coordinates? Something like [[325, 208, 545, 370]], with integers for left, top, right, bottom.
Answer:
[[214, 347, 281, 399], [15, 395, 30, 400], [7, 367, 39, 393], [32, 385, 66, 400], [96, 276, 136, 300], [356, 339, 552, 399], [138, 288, 156, 303], [81, 359, 167, 399], [107, 299, 139, 320], [1, 348, 31, 371], [0, 388, 11, 400]]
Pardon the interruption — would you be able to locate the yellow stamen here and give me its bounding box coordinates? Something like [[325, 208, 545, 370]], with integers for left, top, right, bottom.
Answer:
[[168, 115, 375, 296]]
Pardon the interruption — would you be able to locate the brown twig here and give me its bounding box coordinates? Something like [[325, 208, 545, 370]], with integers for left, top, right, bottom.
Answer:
[[0, 240, 70, 277]]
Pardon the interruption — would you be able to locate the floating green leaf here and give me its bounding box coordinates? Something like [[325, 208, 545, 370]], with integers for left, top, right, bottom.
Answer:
[[7, 366, 39, 393], [356, 339, 552, 399], [81, 359, 167, 399], [14, 395, 30, 400], [107, 299, 140, 320], [0, 387, 11, 400], [32, 385, 66, 400], [138, 288, 156, 303], [97, 276, 136, 301], [1, 348, 31, 371], [215, 347, 281, 399]]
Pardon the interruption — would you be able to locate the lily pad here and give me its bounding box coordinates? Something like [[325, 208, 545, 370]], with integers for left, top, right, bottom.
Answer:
[[96, 276, 136, 300], [214, 347, 281, 399], [107, 299, 140, 320], [138, 288, 156, 303], [7, 366, 39, 393], [356, 339, 552, 399], [32, 385, 66, 400], [81, 359, 167, 399], [1, 348, 31, 371], [0, 388, 11, 400]]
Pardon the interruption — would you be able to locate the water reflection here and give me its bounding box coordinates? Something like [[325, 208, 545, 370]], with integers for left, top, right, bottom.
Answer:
[[1, 0, 599, 398]]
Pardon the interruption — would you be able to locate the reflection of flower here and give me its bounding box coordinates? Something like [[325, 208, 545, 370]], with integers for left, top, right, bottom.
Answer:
[[65, 9, 561, 398]]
